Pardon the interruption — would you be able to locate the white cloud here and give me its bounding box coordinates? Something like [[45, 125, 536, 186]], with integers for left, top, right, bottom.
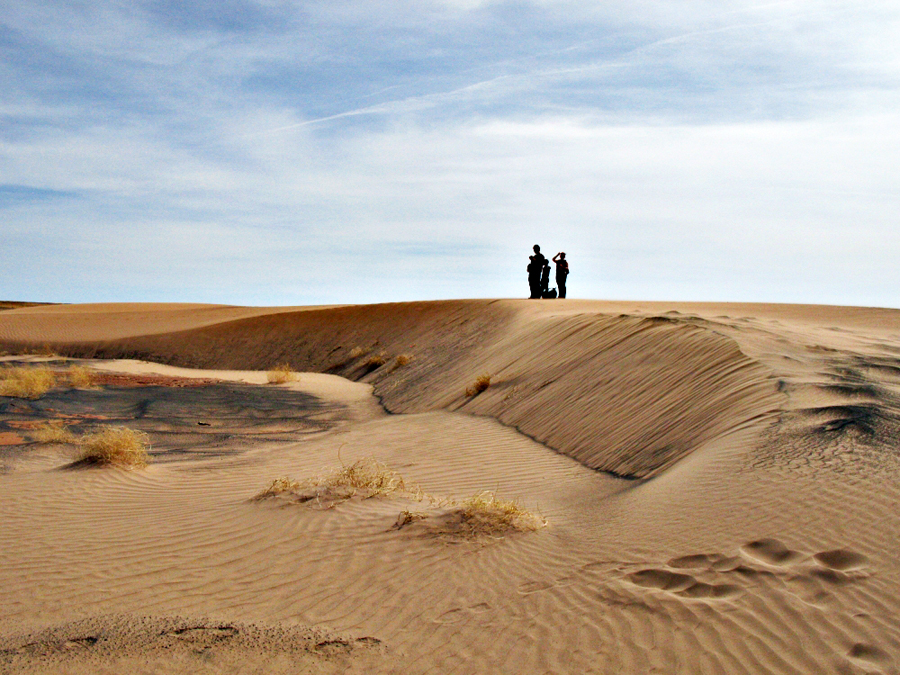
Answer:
[[2, 0, 899, 307]]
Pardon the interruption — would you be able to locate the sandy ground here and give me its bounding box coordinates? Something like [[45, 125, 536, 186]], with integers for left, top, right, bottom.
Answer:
[[2, 299, 900, 673]]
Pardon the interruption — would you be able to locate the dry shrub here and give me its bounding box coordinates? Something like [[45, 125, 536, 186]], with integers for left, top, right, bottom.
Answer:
[[394, 509, 429, 528], [254, 459, 545, 538], [349, 346, 369, 359], [455, 491, 546, 536], [393, 491, 546, 538], [325, 458, 408, 495], [76, 426, 150, 469], [0, 365, 57, 399], [40, 344, 57, 357], [391, 354, 414, 371], [30, 420, 78, 445], [255, 476, 301, 499], [267, 363, 297, 384], [66, 365, 95, 388], [253, 458, 426, 507], [465, 374, 491, 397], [365, 353, 387, 370]]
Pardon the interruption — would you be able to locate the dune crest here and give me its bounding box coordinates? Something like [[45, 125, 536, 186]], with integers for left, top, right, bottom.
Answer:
[[1, 300, 784, 477]]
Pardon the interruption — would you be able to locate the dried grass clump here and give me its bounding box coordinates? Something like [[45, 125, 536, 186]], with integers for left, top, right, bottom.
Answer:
[[40, 344, 57, 357], [30, 420, 78, 445], [267, 363, 297, 384], [394, 509, 429, 528], [391, 354, 414, 371], [456, 492, 546, 536], [365, 353, 388, 370], [0, 365, 57, 399], [67, 365, 96, 388], [326, 458, 407, 494], [253, 458, 425, 507], [465, 374, 492, 397], [349, 346, 369, 359], [393, 491, 547, 538], [76, 426, 150, 468], [255, 476, 301, 499], [254, 459, 545, 538]]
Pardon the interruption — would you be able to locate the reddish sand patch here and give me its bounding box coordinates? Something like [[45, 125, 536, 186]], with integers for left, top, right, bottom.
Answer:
[[6, 420, 44, 430], [90, 373, 223, 388], [0, 431, 25, 445]]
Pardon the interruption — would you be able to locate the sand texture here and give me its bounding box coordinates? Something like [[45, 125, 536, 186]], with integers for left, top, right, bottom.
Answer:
[[2, 299, 900, 673]]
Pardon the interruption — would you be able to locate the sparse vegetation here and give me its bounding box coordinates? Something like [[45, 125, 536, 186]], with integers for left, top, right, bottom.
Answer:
[[364, 353, 388, 370], [267, 363, 298, 384], [455, 491, 546, 536], [395, 509, 429, 528], [391, 354, 414, 371], [254, 458, 417, 505], [255, 476, 301, 498], [349, 346, 369, 359], [255, 458, 546, 538], [465, 374, 492, 397], [76, 426, 150, 469], [30, 420, 78, 445], [0, 363, 100, 398], [0, 365, 57, 399], [394, 492, 546, 538], [66, 365, 95, 388], [323, 457, 409, 495]]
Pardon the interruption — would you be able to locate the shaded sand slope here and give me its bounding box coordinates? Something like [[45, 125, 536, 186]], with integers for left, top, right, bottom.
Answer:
[[1, 300, 785, 477]]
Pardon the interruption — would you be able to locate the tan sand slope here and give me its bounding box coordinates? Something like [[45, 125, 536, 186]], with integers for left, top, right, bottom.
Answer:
[[0, 302, 333, 343], [2, 299, 900, 674], [0, 300, 796, 477]]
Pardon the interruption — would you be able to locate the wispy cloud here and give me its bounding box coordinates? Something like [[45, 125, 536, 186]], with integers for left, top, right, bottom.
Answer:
[[1, 0, 899, 306]]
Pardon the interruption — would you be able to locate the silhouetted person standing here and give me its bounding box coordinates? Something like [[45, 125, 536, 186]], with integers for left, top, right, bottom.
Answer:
[[553, 252, 569, 298], [541, 259, 551, 296], [527, 245, 546, 299]]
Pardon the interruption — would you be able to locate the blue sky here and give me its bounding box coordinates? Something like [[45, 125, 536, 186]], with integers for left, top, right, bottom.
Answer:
[[2, 0, 898, 307]]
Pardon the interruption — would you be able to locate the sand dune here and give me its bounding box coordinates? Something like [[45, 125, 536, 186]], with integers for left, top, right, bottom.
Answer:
[[2, 299, 900, 673]]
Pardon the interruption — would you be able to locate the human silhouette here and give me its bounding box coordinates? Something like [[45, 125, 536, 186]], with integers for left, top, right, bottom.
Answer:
[[553, 252, 569, 298], [527, 245, 546, 299], [541, 259, 551, 296]]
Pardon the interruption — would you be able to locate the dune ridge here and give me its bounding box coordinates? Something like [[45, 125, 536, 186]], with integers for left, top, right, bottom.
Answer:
[[0, 300, 784, 477]]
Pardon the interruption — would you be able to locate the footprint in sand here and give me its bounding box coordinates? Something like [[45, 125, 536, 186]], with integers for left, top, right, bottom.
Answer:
[[740, 538, 803, 567], [667, 553, 744, 572], [434, 608, 465, 624], [678, 582, 742, 600], [434, 602, 493, 624], [667, 553, 719, 569], [62, 636, 99, 650], [517, 580, 554, 595], [847, 642, 892, 669], [628, 569, 695, 592], [814, 548, 869, 572], [625, 569, 741, 600]]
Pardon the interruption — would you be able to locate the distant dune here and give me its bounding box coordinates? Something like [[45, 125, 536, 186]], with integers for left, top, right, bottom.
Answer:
[[2, 299, 900, 673], [0, 300, 57, 311]]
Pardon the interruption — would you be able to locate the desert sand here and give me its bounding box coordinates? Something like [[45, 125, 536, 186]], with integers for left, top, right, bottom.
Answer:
[[2, 299, 900, 674]]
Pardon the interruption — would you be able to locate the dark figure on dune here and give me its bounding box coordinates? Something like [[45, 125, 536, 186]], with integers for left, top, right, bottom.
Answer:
[[553, 252, 569, 299], [527, 245, 546, 299], [541, 259, 551, 296]]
